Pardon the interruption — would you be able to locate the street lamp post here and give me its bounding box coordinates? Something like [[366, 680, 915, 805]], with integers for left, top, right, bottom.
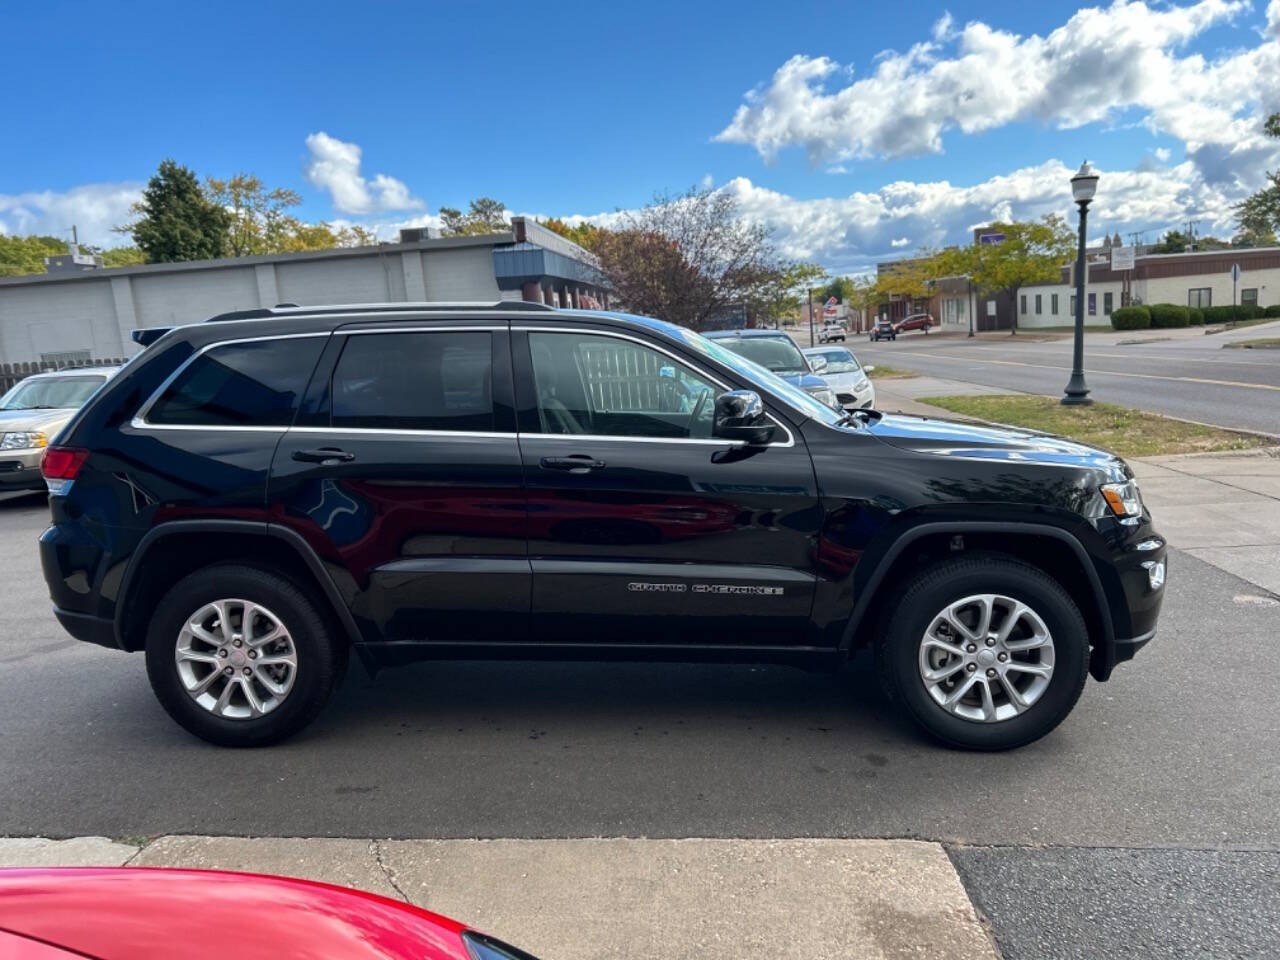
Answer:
[[1062, 161, 1099, 406]]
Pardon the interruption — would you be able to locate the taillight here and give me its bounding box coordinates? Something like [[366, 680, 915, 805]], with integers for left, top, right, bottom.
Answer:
[[41, 446, 89, 495]]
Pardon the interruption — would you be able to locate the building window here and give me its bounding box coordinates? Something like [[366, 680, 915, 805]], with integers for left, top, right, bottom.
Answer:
[[1188, 288, 1212, 308], [1241, 288, 1258, 308], [1088, 293, 1096, 316], [1070, 295, 1077, 316], [1020, 294, 1028, 315], [1035, 294, 1042, 315], [1051, 294, 1059, 315], [1104, 292, 1113, 316]]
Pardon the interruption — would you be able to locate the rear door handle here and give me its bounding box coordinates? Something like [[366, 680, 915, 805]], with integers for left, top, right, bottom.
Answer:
[[292, 447, 356, 464], [540, 455, 605, 473]]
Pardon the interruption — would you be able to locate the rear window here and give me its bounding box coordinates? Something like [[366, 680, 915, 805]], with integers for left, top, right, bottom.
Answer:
[[147, 337, 325, 427], [330, 331, 494, 432]]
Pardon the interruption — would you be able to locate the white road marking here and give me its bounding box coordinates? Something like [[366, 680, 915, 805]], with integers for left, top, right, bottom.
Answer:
[[903, 352, 1280, 392]]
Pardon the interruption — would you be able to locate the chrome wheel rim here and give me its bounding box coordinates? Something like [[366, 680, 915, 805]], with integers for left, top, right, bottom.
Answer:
[[918, 594, 1055, 723], [175, 599, 298, 720]]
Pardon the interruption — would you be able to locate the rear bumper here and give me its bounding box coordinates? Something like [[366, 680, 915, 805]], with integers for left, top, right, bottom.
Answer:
[[53, 606, 118, 649]]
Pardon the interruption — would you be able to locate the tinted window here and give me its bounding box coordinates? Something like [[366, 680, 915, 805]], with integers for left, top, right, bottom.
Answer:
[[332, 331, 493, 431], [148, 338, 324, 427], [529, 332, 716, 438]]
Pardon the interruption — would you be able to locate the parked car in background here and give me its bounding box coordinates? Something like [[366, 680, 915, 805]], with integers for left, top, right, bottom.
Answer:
[[703, 328, 838, 408], [41, 302, 1165, 750], [0, 867, 540, 959], [803, 345, 875, 410], [818, 322, 846, 342], [894, 313, 935, 335], [0, 366, 118, 491], [869, 318, 897, 341]]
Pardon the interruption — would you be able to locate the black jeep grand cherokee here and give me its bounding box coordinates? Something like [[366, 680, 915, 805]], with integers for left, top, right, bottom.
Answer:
[[40, 302, 1165, 749]]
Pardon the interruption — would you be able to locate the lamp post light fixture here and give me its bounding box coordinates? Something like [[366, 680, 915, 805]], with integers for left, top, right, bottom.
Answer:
[[1062, 161, 1099, 406]]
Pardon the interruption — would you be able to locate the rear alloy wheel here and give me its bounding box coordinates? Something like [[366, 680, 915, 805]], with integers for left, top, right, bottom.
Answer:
[[146, 564, 344, 747], [876, 555, 1088, 750]]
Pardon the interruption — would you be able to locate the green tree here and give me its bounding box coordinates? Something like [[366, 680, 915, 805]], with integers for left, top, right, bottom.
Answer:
[[811, 275, 857, 306], [127, 159, 229, 262], [1150, 229, 1194, 253], [946, 216, 1074, 333], [83, 244, 147, 268], [1234, 111, 1280, 240], [763, 261, 826, 327], [0, 234, 65, 276], [439, 197, 510, 236], [539, 217, 604, 250]]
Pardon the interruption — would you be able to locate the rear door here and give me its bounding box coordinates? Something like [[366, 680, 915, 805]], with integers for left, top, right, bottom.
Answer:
[[513, 323, 822, 649], [267, 320, 529, 647]]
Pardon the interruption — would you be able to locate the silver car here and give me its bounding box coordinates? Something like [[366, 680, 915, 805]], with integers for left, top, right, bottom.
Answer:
[[0, 367, 119, 491], [802, 345, 876, 410]]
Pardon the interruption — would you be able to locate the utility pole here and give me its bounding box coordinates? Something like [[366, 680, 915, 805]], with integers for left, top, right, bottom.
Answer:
[[807, 287, 815, 348]]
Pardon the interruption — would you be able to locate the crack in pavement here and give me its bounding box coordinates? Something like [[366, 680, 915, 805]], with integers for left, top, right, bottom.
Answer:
[[370, 838, 411, 903]]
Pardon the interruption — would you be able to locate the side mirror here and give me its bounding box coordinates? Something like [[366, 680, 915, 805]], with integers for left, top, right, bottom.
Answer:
[[863, 364, 876, 374], [808, 355, 828, 373], [713, 391, 776, 446]]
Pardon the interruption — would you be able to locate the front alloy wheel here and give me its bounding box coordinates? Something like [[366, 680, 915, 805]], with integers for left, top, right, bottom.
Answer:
[[918, 594, 1055, 723]]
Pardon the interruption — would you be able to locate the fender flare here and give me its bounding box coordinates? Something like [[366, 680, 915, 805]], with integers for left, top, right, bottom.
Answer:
[[114, 519, 370, 670], [837, 520, 1117, 678]]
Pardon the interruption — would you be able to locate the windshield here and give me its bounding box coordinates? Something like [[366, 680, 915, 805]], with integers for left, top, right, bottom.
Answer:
[[676, 329, 844, 426], [807, 349, 862, 374], [709, 334, 809, 376], [0, 375, 107, 411]]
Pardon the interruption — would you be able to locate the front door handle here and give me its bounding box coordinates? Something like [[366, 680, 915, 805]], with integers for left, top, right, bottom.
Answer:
[[540, 455, 606, 473], [292, 447, 356, 464]]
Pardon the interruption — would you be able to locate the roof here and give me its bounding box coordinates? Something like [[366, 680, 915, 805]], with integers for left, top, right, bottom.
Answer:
[[21, 365, 121, 379], [702, 329, 794, 338]]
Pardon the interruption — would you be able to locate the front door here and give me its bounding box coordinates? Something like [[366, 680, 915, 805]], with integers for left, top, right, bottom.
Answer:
[[513, 326, 821, 648], [268, 322, 529, 647]]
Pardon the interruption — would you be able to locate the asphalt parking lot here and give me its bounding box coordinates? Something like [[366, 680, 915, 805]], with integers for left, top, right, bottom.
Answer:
[[3, 489, 1278, 957]]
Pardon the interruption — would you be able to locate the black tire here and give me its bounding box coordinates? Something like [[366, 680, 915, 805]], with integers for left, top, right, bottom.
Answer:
[[145, 563, 345, 747], [875, 554, 1088, 750]]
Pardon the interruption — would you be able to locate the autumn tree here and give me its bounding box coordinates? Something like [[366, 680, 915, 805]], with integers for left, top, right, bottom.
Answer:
[[127, 159, 229, 262], [593, 186, 797, 330], [206, 174, 304, 256], [0, 235, 66, 276], [439, 197, 509, 236], [539, 217, 604, 250], [946, 216, 1074, 334]]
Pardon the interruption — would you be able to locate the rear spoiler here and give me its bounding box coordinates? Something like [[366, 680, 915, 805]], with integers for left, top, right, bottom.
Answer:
[[131, 327, 173, 348]]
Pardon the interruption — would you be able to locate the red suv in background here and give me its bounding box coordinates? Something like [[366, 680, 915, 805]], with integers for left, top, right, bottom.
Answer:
[[894, 313, 934, 335]]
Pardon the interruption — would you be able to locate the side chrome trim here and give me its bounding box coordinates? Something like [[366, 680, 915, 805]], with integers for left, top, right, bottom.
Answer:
[[338, 325, 504, 334], [514, 325, 796, 448], [288, 426, 517, 439], [131, 332, 331, 431]]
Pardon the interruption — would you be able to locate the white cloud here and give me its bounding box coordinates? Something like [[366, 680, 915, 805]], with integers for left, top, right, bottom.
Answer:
[[715, 0, 1279, 191], [304, 132, 423, 215], [0, 182, 143, 247], [1154, 147, 1172, 162], [890, 236, 911, 247], [932, 11, 955, 43], [699, 173, 715, 189]]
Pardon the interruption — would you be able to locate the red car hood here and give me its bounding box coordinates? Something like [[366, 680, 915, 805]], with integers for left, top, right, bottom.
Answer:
[[0, 868, 477, 960]]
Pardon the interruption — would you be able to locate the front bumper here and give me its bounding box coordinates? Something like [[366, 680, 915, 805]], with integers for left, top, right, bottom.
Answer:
[[1091, 530, 1166, 681], [0, 448, 45, 490], [53, 606, 118, 649]]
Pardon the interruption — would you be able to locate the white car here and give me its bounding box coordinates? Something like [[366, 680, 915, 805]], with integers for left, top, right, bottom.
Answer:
[[818, 322, 846, 342], [803, 345, 875, 410]]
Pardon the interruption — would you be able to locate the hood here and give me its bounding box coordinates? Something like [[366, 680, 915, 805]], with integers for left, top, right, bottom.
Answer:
[[0, 407, 76, 436], [866, 412, 1128, 477], [819, 370, 869, 390], [782, 372, 829, 391]]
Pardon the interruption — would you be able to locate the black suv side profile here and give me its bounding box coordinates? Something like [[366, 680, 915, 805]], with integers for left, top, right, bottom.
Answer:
[[40, 302, 1165, 749]]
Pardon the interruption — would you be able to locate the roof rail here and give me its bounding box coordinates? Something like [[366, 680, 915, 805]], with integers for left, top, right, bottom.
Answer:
[[204, 300, 557, 323]]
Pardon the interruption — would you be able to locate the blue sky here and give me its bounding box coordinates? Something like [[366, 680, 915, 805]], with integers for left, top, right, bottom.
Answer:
[[3, 0, 1278, 273]]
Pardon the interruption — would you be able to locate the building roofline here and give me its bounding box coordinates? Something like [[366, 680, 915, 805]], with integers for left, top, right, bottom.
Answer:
[[0, 231, 518, 288]]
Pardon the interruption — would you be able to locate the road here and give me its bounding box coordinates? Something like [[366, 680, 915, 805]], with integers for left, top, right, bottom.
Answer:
[[854, 320, 1280, 435], [3, 490, 1279, 956]]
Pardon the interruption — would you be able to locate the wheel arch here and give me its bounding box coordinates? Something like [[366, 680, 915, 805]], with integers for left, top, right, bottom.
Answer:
[[115, 520, 369, 670], [840, 521, 1119, 681]]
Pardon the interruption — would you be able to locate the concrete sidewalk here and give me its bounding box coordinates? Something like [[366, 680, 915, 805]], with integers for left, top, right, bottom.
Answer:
[[0, 835, 998, 960]]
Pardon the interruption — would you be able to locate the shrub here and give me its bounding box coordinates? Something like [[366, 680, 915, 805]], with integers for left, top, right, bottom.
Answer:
[[1110, 306, 1151, 330], [1201, 305, 1235, 324], [1236, 304, 1262, 320], [1265, 304, 1280, 318], [1148, 303, 1190, 328], [1188, 307, 1204, 325]]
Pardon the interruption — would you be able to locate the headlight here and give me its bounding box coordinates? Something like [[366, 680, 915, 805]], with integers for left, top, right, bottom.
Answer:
[[1101, 480, 1143, 518], [0, 431, 48, 450], [808, 387, 838, 408]]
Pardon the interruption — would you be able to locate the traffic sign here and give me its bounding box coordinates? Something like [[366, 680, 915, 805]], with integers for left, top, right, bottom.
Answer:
[[1232, 263, 1240, 282]]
